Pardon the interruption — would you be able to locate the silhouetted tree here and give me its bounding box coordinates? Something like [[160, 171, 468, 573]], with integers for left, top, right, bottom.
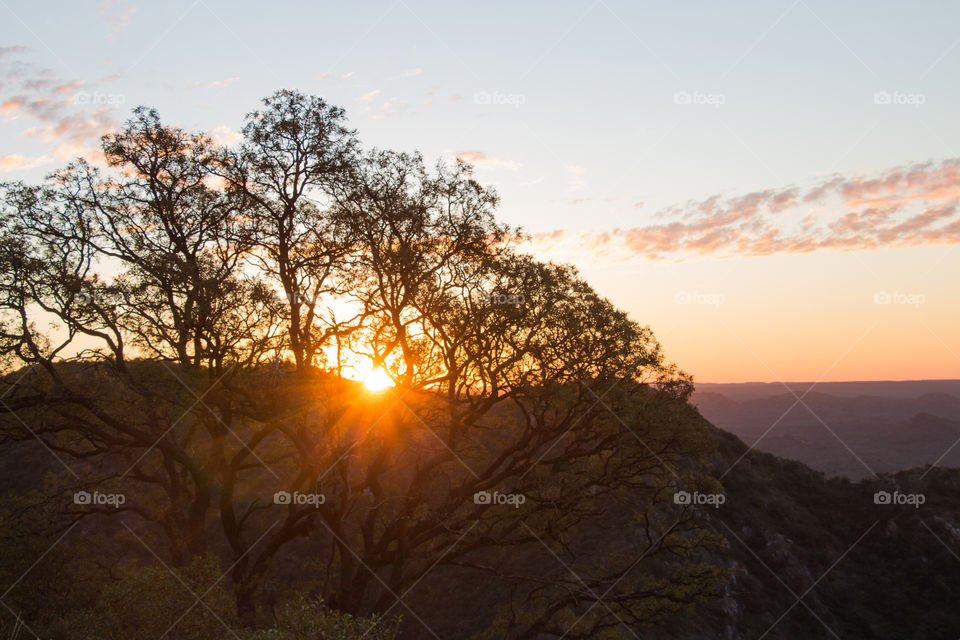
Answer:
[[0, 92, 722, 639], [217, 90, 358, 371]]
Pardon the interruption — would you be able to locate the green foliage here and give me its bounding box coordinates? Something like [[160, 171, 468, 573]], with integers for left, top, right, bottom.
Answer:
[[55, 554, 397, 640], [62, 554, 238, 640], [243, 594, 399, 640]]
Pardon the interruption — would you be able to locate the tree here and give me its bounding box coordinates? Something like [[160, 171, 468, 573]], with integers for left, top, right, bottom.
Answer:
[[218, 90, 359, 372], [0, 92, 723, 638], [329, 149, 510, 387]]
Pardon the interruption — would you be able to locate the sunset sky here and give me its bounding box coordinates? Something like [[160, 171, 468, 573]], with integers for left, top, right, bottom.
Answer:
[[2, 0, 958, 383]]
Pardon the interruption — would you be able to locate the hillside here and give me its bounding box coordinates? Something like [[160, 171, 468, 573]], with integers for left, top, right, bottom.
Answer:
[[673, 426, 960, 639], [2, 385, 959, 638]]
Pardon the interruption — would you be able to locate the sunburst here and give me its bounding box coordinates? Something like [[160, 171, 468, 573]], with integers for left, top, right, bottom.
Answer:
[[362, 367, 393, 392]]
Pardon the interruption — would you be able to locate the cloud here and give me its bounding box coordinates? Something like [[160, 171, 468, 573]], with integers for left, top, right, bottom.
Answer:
[[0, 49, 120, 164], [422, 86, 462, 107], [567, 164, 586, 191], [188, 77, 240, 89], [320, 71, 354, 80], [532, 158, 960, 261], [455, 151, 521, 171], [398, 67, 422, 78], [568, 196, 621, 206], [5, 95, 116, 147], [209, 125, 241, 146], [357, 89, 381, 104], [0, 46, 29, 61], [0, 153, 52, 172], [371, 96, 410, 120], [99, 0, 137, 33], [355, 92, 413, 120]]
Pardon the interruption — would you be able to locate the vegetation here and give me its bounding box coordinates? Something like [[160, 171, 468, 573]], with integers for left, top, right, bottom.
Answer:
[[0, 91, 721, 638]]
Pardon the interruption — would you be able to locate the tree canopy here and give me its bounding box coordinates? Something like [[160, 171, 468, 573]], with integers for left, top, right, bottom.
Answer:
[[0, 90, 722, 639]]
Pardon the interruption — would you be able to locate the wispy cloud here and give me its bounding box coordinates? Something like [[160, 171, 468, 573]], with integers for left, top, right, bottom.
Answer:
[[209, 125, 240, 146], [357, 89, 381, 104], [188, 77, 240, 89], [99, 0, 137, 33], [455, 151, 521, 171], [0, 49, 120, 169], [0, 46, 29, 61], [371, 96, 410, 120], [422, 85, 462, 107], [398, 67, 422, 78], [567, 164, 586, 191], [0, 153, 52, 171], [533, 158, 960, 260], [319, 71, 354, 80]]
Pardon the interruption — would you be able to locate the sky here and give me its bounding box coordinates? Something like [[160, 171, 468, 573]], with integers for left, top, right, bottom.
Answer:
[[1, 0, 958, 383]]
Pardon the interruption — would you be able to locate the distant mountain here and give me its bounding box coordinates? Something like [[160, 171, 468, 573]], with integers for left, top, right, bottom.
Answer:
[[695, 380, 960, 401], [691, 380, 960, 479], [887, 411, 960, 443]]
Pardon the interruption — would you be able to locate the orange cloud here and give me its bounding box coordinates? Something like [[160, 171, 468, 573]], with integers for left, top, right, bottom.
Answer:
[[533, 158, 960, 260], [455, 151, 520, 171], [209, 125, 241, 147], [0, 153, 52, 171], [0, 49, 119, 163]]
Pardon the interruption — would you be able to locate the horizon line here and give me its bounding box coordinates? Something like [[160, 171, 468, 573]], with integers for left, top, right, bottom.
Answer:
[[695, 378, 960, 385]]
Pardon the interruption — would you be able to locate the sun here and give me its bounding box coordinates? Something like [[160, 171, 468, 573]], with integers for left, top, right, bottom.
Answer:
[[339, 355, 396, 392], [362, 367, 394, 392]]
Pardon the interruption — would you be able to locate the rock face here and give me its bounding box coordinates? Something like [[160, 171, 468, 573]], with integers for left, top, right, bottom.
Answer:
[[659, 425, 960, 639]]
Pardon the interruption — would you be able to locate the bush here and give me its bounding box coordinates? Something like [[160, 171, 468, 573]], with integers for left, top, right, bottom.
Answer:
[[61, 554, 238, 640], [244, 594, 400, 640]]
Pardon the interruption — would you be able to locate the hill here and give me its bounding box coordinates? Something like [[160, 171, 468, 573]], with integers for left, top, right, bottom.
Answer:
[[692, 381, 960, 478], [3, 383, 960, 638]]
